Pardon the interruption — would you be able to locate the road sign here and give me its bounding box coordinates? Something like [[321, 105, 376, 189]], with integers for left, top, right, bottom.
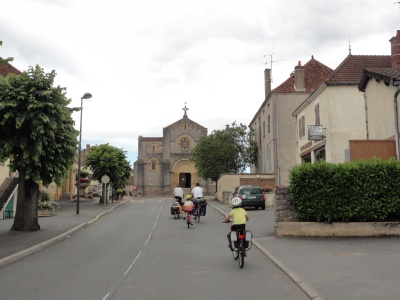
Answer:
[[101, 175, 110, 184]]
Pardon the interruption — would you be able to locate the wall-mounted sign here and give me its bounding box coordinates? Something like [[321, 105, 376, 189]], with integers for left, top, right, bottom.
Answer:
[[308, 125, 324, 140]]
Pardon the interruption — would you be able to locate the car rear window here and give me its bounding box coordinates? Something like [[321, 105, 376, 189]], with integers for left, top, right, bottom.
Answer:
[[240, 187, 261, 195]]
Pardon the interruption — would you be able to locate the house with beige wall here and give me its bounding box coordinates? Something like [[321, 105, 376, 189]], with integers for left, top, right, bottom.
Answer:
[[249, 57, 333, 187], [358, 30, 400, 157], [293, 52, 392, 164]]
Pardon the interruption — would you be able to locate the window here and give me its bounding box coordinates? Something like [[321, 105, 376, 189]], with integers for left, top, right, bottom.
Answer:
[[152, 145, 156, 153], [263, 121, 265, 138], [315, 103, 320, 125], [267, 115, 270, 133], [301, 153, 311, 163], [149, 158, 159, 171], [314, 147, 325, 162], [299, 115, 306, 139]]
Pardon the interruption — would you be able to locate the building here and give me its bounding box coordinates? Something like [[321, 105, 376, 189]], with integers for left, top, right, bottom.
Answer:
[[249, 56, 333, 186], [133, 106, 214, 196], [358, 30, 400, 159], [293, 41, 393, 164]]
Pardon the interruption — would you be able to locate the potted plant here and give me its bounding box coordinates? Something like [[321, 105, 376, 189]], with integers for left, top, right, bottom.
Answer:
[[38, 192, 55, 217]]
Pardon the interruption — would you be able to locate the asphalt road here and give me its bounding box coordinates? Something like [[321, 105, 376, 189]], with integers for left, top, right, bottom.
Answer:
[[0, 199, 310, 300]]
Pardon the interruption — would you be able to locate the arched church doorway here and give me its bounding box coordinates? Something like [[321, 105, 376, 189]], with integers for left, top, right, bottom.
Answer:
[[171, 159, 197, 189], [179, 173, 191, 188]]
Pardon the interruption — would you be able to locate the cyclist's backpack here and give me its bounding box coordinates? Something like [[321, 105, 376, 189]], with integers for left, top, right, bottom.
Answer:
[[244, 230, 253, 250]]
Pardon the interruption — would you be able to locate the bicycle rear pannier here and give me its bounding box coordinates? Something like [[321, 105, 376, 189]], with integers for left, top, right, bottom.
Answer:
[[244, 230, 253, 250], [229, 231, 238, 250]]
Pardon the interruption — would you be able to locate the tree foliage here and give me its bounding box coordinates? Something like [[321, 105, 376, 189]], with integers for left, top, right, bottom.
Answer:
[[191, 122, 257, 187], [0, 41, 14, 65], [84, 144, 131, 190], [0, 65, 79, 231]]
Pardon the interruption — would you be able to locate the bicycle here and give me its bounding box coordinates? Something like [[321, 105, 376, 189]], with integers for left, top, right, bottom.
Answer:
[[184, 211, 193, 228], [193, 207, 201, 223], [223, 220, 252, 268]]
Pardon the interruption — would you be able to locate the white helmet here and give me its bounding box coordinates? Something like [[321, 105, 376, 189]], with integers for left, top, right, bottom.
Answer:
[[231, 197, 242, 208]]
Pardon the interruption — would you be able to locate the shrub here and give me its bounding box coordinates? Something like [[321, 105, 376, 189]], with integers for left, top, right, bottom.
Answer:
[[289, 158, 400, 222]]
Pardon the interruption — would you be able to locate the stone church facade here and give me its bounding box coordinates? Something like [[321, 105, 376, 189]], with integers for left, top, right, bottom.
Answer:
[[133, 107, 215, 196]]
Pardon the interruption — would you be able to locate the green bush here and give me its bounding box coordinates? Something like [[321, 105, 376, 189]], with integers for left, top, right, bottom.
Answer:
[[289, 158, 400, 222]]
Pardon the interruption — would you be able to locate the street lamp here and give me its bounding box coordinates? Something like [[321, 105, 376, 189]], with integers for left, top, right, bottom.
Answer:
[[77, 92, 92, 214]]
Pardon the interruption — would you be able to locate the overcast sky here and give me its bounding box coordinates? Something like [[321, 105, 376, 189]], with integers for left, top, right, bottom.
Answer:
[[1, 0, 399, 165]]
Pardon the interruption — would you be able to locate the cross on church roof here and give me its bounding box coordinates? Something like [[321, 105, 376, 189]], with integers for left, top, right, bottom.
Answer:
[[182, 102, 189, 117]]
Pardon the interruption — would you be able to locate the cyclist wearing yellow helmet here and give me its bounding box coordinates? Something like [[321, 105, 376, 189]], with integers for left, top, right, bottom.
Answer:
[[182, 194, 194, 225]]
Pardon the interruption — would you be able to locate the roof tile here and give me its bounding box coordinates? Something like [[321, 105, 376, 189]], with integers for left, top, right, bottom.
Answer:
[[272, 56, 333, 93], [327, 54, 391, 85]]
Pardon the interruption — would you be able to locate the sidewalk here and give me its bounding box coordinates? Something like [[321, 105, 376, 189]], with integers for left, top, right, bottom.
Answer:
[[0, 197, 125, 267]]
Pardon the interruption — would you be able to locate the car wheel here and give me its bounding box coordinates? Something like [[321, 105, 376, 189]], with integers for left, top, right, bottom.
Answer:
[[261, 205, 265, 210]]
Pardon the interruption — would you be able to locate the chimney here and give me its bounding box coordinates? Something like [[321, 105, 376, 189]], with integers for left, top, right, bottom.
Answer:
[[294, 61, 305, 92], [264, 68, 271, 99], [390, 30, 400, 69]]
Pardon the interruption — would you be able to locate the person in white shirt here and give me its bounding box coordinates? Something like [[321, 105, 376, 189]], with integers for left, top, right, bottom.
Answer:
[[173, 184, 184, 205], [191, 183, 204, 199]]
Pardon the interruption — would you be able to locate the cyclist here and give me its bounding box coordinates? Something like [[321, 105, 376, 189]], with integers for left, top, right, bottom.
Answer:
[[191, 182, 204, 199], [223, 197, 249, 250], [173, 184, 184, 206], [182, 194, 195, 225], [191, 183, 207, 217]]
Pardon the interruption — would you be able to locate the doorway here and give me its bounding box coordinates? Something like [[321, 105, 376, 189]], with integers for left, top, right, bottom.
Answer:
[[179, 173, 191, 188]]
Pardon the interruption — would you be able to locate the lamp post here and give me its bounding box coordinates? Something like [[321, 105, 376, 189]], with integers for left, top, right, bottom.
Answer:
[[77, 92, 92, 214]]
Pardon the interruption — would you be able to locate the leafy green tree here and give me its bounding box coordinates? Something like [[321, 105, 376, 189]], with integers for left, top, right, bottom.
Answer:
[[191, 122, 257, 190], [0, 65, 79, 231], [84, 144, 131, 198], [0, 41, 14, 65]]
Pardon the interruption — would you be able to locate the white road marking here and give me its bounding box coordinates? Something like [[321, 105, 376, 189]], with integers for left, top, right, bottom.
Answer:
[[124, 250, 142, 276]]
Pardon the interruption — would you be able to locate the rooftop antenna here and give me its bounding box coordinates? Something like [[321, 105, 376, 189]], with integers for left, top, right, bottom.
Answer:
[[263, 51, 286, 83]]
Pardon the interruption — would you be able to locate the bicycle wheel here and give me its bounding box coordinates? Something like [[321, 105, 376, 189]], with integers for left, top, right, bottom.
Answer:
[[238, 239, 245, 268], [197, 212, 200, 223], [187, 214, 190, 229]]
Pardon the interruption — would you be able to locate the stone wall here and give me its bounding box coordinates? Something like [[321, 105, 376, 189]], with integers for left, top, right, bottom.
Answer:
[[274, 187, 297, 222]]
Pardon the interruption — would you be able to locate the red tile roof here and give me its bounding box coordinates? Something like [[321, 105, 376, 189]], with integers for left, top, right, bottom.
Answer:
[[0, 59, 21, 77], [327, 54, 391, 86], [272, 56, 333, 93]]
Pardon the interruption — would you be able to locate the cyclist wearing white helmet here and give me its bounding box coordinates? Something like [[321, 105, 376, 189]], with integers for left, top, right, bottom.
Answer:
[[223, 197, 249, 232]]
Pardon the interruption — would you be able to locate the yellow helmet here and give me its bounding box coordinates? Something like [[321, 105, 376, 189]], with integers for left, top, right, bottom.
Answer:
[[185, 194, 192, 200]]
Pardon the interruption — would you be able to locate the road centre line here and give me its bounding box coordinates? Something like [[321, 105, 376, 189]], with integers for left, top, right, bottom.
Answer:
[[145, 233, 152, 245], [124, 250, 142, 277], [101, 293, 110, 300]]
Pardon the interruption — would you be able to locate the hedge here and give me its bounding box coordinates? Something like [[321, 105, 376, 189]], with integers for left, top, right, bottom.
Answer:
[[288, 158, 400, 222]]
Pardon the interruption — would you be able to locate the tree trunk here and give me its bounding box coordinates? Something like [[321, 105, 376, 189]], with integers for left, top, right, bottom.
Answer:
[[11, 168, 40, 231]]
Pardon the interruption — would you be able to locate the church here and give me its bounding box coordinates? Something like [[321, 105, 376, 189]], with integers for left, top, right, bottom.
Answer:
[[133, 105, 215, 196]]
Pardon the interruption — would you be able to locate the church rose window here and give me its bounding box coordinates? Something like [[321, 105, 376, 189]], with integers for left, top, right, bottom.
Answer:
[[179, 137, 191, 151]]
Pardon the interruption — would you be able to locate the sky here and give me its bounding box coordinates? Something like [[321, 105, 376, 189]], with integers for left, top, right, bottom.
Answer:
[[0, 0, 399, 166]]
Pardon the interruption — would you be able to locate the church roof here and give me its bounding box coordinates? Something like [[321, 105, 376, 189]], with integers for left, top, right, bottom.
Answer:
[[164, 114, 207, 130], [139, 136, 162, 141]]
